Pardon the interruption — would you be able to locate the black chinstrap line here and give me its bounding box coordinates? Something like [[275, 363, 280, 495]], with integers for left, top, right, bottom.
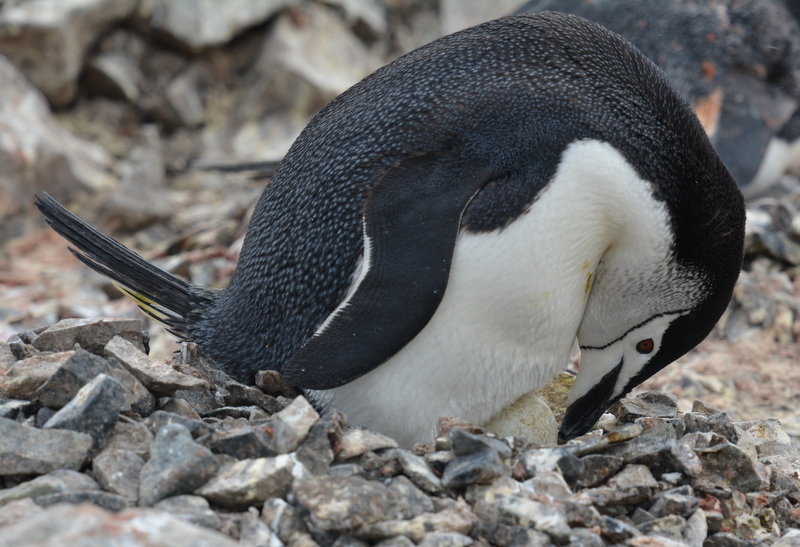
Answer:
[[578, 308, 694, 351]]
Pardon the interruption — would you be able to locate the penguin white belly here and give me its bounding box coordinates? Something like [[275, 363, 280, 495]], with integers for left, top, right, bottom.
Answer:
[[309, 161, 624, 446]]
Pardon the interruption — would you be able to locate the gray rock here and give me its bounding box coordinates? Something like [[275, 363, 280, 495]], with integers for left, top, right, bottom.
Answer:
[[32, 318, 144, 355], [441, 447, 505, 489], [262, 497, 307, 543], [478, 494, 571, 543], [336, 428, 398, 461], [139, 423, 220, 506], [0, 351, 72, 400], [34, 490, 128, 512], [473, 522, 551, 547], [35, 348, 154, 416], [684, 508, 708, 547], [224, 382, 284, 414], [0, 469, 98, 506], [611, 391, 678, 423], [571, 454, 624, 489], [0, 417, 92, 475], [146, 0, 299, 52], [681, 432, 770, 492], [448, 428, 512, 460], [386, 475, 435, 518], [154, 495, 222, 531], [271, 396, 319, 454], [354, 501, 477, 543], [608, 436, 703, 477], [600, 515, 641, 543], [157, 397, 202, 419], [239, 506, 282, 546], [145, 409, 214, 439], [105, 335, 210, 396], [84, 51, 141, 102], [649, 486, 699, 518], [704, 532, 749, 546], [394, 449, 444, 495], [195, 454, 300, 509], [563, 500, 603, 528], [0, 399, 33, 421], [0, 0, 139, 106], [292, 474, 396, 533], [0, 502, 239, 545], [103, 418, 154, 459], [0, 498, 45, 528], [42, 373, 127, 454], [525, 468, 573, 500], [209, 425, 276, 460], [567, 527, 605, 547], [295, 419, 335, 475], [92, 448, 144, 503], [637, 514, 687, 541]]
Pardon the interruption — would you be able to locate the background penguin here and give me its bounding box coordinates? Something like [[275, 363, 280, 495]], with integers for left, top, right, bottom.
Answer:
[[516, 0, 800, 199], [36, 12, 745, 447]]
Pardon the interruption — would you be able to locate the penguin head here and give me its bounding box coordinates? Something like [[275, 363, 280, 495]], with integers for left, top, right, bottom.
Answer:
[[558, 138, 745, 442]]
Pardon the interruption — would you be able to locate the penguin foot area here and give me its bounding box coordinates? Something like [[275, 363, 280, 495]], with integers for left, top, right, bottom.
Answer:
[[0, 318, 799, 545]]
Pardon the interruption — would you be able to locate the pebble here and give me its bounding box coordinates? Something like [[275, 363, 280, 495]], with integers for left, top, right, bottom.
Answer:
[[154, 495, 223, 531], [270, 396, 320, 454], [42, 373, 127, 454], [30, 318, 144, 355], [195, 454, 299, 509], [105, 335, 210, 396], [138, 423, 220, 506], [0, 469, 98, 506], [92, 448, 144, 503], [0, 417, 92, 475], [335, 428, 398, 461]]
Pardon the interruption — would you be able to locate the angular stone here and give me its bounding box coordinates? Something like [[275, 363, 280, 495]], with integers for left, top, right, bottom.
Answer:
[[571, 454, 624, 489], [292, 474, 396, 532], [649, 486, 700, 518], [34, 490, 128, 512], [394, 449, 444, 495], [0, 351, 72, 400], [139, 423, 220, 506], [203, 406, 255, 420], [105, 335, 210, 396], [354, 501, 478, 543], [262, 497, 307, 543], [271, 396, 319, 454], [600, 515, 642, 543], [525, 468, 573, 500], [441, 448, 505, 489], [336, 428, 398, 461], [35, 348, 154, 416], [473, 521, 551, 547], [0, 498, 45, 528], [608, 436, 703, 477], [295, 419, 335, 475], [255, 370, 299, 398], [481, 494, 571, 543], [684, 508, 708, 547], [224, 382, 284, 414], [147, 0, 299, 52], [157, 397, 202, 420], [448, 428, 512, 459], [563, 500, 603, 528], [0, 399, 33, 421], [0, 417, 92, 475], [196, 454, 299, 509], [681, 432, 770, 492], [104, 419, 154, 459], [154, 495, 222, 531], [0, 469, 98, 506], [611, 391, 678, 423], [31, 318, 143, 354], [145, 410, 214, 439], [386, 475, 435, 519], [92, 449, 144, 503], [84, 51, 141, 102], [0, 503, 239, 545], [43, 373, 126, 453], [637, 514, 687, 542], [417, 532, 474, 547], [209, 425, 276, 460]]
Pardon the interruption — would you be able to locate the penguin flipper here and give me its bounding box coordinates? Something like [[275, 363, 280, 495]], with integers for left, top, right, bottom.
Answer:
[[283, 151, 493, 390]]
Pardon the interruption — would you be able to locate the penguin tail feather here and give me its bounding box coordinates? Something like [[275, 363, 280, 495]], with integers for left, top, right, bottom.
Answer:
[[34, 193, 214, 341]]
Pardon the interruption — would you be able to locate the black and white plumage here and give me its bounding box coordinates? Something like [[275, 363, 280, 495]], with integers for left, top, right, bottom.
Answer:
[[37, 12, 745, 446]]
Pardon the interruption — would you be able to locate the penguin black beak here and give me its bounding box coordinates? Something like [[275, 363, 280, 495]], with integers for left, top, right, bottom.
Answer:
[[557, 359, 623, 443]]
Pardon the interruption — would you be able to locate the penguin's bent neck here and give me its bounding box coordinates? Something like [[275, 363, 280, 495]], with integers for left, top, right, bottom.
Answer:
[[308, 138, 674, 446]]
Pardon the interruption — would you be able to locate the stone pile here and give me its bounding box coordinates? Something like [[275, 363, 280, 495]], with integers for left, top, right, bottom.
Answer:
[[0, 318, 799, 545]]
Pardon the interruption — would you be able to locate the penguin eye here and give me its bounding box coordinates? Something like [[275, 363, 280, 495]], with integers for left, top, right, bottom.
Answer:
[[636, 339, 654, 354]]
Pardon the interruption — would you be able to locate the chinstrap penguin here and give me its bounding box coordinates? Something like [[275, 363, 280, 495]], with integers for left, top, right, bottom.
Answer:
[[36, 12, 746, 447]]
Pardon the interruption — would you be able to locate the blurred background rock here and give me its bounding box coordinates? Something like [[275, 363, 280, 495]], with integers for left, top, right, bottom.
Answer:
[[1, 0, 799, 441]]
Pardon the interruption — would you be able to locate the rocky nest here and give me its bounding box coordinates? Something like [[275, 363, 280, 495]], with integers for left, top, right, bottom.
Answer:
[[0, 317, 799, 546]]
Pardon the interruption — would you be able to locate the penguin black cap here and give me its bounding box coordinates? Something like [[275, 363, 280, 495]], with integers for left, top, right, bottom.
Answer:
[[36, 12, 745, 446]]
